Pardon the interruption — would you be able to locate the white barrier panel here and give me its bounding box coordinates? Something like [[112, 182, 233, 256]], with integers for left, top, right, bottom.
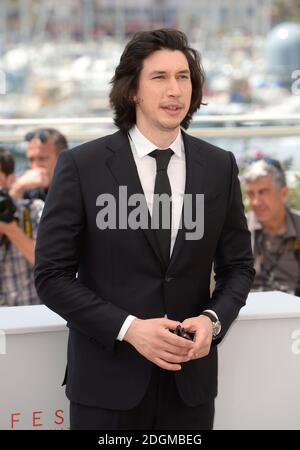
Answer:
[[0, 306, 68, 430], [215, 291, 300, 430], [0, 292, 299, 430]]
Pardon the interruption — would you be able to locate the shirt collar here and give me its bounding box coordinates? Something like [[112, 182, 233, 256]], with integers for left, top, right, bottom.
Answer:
[[128, 125, 183, 159]]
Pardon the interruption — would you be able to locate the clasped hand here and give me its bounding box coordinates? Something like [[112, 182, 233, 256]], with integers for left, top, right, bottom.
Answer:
[[124, 316, 213, 371]]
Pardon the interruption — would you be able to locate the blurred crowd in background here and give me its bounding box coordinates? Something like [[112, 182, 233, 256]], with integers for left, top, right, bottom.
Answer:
[[1, 1, 300, 306]]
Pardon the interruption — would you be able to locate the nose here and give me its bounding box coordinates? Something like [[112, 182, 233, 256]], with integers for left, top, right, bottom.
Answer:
[[30, 161, 39, 169], [249, 195, 261, 208], [166, 77, 181, 96]]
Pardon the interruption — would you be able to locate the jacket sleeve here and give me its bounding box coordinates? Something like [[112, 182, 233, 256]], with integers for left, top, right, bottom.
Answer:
[[208, 151, 255, 342], [34, 150, 129, 351]]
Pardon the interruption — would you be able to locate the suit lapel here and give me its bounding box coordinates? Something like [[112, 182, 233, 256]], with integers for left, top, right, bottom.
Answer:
[[104, 130, 207, 272], [168, 131, 207, 272], [105, 130, 166, 269]]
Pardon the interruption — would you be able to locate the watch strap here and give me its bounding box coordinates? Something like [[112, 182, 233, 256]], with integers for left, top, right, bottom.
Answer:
[[201, 311, 221, 338], [201, 311, 218, 323]]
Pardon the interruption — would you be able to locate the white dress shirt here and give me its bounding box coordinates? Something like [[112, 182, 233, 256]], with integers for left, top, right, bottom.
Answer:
[[129, 124, 186, 253], [117, 126, 218, 340]]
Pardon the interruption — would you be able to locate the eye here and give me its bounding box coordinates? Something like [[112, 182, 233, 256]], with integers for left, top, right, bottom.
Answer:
[[177, 73, 190, 80]]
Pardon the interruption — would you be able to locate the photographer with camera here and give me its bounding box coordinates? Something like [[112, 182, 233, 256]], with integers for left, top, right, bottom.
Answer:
[[9, 128, 68, 201], [0, 147, 44, 306], [243, 158, 300, 296]]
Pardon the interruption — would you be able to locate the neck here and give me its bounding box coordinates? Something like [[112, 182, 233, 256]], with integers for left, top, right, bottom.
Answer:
[[263, 209, 287, 236], [135, 124, 180, 149]]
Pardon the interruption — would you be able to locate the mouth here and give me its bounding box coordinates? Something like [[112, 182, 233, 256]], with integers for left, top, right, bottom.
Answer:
[[254, 208, 268, 215], [161, 105, 183, 114]]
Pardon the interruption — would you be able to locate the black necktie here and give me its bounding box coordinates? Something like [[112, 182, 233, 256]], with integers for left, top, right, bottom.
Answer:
[[150, 149, 174, 265]]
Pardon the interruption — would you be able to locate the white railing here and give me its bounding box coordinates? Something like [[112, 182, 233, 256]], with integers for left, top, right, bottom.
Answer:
[[1, 114, 300, 142]]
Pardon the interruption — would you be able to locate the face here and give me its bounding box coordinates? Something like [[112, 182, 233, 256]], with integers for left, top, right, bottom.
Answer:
[[245, 175, 288, 226], [0, 170, 15, 190], [27, 138, 59, 181], [134, 49, 192, 138]]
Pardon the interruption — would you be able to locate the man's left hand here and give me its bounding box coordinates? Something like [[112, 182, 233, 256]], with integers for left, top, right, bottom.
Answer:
[[181, 315, 213, 360]]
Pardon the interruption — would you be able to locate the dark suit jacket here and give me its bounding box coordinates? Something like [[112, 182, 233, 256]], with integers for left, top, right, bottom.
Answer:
[[34, 129, 254, 410]]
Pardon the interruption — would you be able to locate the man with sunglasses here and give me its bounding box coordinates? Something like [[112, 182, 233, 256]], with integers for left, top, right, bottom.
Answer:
[[10, 128, 68, 201], [243, 158, 300, 295]]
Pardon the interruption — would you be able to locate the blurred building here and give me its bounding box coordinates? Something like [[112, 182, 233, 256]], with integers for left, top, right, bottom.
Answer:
[[266, 22, 300, 86], [0, 0, 275, 48]]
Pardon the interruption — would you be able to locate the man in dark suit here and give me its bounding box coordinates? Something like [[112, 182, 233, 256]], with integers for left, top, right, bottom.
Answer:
[[34, 29, 254, 430]]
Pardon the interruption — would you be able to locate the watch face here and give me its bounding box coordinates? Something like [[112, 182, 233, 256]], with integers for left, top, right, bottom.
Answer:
[[213, 321, 221, 336]]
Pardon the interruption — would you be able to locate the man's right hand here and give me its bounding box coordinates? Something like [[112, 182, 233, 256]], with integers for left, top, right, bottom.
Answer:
[[9, 168, 50, 199], [123, 318, 195, 371]]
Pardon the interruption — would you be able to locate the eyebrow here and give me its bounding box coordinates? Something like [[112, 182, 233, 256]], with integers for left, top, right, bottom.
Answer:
[[149, 69, 190, 76]]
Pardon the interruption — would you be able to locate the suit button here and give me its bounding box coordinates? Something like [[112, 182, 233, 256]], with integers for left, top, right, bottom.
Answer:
[[165, 276, 173, 282]]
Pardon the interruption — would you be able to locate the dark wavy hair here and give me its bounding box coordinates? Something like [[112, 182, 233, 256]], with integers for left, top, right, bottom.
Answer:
[[109, 29, 205, 131]]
